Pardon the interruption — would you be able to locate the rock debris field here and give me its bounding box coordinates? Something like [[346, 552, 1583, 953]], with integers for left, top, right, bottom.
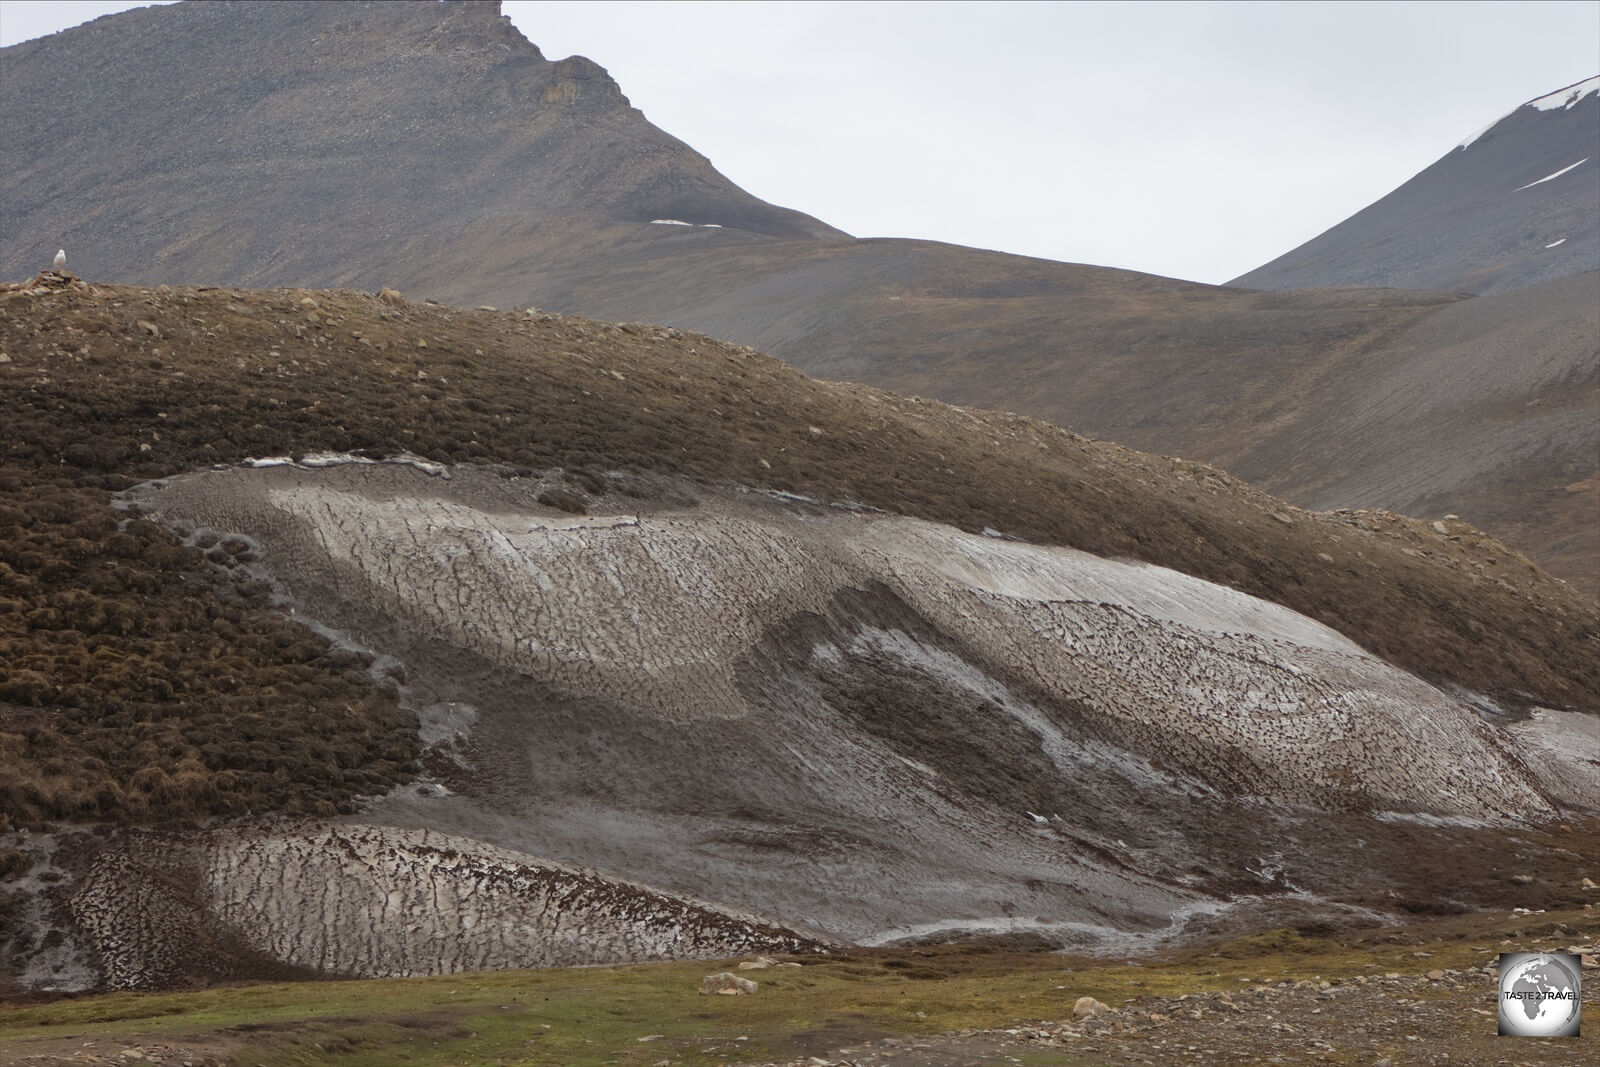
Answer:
[[759, 960, 1600, 1067]]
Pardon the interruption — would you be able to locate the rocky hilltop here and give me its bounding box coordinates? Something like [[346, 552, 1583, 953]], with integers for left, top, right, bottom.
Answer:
[[1, 274, 1595, 991]]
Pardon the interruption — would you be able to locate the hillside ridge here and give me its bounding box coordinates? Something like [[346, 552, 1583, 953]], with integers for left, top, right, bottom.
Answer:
[[3, 273, 1597, 991], [2, 4, 1594, 592]]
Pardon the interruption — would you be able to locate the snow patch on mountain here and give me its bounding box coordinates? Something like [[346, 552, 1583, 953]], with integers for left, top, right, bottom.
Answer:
[[1458, 75, 1599, 149], [1529, 75, 1600, 112], [1516, 157, 1590, 190], [650, 219, 723, 228]]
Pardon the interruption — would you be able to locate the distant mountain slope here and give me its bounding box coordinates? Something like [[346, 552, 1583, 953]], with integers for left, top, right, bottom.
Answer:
[[1, 3, 1594, 593], [401, 223, 1600, 594], [1227, 270, 1600, 588], [0, 0, 839, 287], [1231, 78, 1600, 294]]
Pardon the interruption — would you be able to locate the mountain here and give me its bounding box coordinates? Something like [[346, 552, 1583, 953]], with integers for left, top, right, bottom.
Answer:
[[1231, 77, 1600, 294], [1, 274, 1595, 991], [0, 0, 839, 288], [3, 2, 1593, 595]]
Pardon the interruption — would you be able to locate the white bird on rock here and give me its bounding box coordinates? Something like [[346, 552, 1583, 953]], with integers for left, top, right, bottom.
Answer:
[[53, 249, 66, 269]]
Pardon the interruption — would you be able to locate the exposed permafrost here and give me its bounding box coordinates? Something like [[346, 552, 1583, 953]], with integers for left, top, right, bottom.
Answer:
[[70, 822, 821, 990], [139, 463, 1560, 818]]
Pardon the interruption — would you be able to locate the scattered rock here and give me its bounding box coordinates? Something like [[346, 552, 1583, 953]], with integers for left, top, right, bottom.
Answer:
[[700, 971, 758, 996], [739, 956, 777, 970], [1431, 520, 1449, 534]]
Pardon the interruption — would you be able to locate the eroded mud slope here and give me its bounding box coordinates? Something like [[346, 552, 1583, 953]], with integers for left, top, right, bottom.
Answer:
[[59, 821, 820, 990], [105, 463, 1599, 968]]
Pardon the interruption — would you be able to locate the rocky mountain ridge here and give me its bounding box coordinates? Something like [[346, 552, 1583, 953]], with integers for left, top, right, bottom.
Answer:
[[1232, 76, 1600, 294]]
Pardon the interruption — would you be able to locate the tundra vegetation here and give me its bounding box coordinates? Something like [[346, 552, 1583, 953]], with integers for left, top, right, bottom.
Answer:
[[1, 880, 1596, 1066], [0, 277, 1595, 835]]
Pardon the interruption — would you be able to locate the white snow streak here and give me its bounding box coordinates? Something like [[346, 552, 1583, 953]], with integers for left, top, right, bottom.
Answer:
[[1545, 237, 1568, 248], [1515, 157, 1590, 191]]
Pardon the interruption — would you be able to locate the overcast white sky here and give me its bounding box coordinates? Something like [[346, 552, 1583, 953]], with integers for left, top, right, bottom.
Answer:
[[3, 0, 1597, 283]]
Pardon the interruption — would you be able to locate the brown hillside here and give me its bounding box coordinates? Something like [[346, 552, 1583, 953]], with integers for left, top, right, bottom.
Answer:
[[403, 222, 1600, 597], [2, 1, 1591, 595], [0, 274, 1595, 832]]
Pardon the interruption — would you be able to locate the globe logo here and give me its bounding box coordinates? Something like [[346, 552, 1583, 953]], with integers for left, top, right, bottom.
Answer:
[[1498, 952, 1581, 1037]]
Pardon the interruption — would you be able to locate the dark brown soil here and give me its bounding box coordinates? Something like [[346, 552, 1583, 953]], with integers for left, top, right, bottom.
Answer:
[[1, 273, 1595, 832]]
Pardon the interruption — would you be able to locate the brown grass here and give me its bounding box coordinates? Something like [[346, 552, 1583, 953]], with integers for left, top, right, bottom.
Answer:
[[0, 274, 1594, 828]]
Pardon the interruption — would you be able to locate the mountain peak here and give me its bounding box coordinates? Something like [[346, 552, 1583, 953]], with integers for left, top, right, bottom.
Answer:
[[0, 0, 841, 287], [545, 53, 630, 106], [1458, 74, 1600, 150], [1233, 77, 1599, 294]]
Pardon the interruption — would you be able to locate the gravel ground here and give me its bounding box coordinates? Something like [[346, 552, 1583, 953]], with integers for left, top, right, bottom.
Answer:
[[760, 957, 1598, 1067]]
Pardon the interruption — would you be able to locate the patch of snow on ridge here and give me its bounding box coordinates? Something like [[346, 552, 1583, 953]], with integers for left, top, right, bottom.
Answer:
[[1516, 157, 1590, 191], [1458, 75, 1599, 149], [1546, 237, 1569, 248], [649, 219, 723, 228], [298, 451, 375, 468], [245, 452, 448, 476], [1528, 75, 1600, 111]]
